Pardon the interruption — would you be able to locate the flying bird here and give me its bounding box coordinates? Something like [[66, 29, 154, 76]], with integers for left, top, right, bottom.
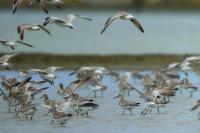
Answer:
[[17, 24, 51, 40], [0, 38, 34, 50], [12, 0, 23, 14], [13, 0, 68, 14], [0, 54, 16, 69], [100, 11, 144, 34], [43, 14, 92, 29]]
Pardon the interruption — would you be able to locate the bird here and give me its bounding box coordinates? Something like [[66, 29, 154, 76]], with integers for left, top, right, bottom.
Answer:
[[43, 14, 92, 29], [30, 66, 63, 85], [68, 66, 108, 80], [181, 77, 197, 97], [161, 56, 200, 75], [67, 93, 98, 117], [12, 0, 23, 14], [13, 0, 48, 14], [17, 24, 51, 40], [28, 0, 49, 14], [113, 94, 140, 115], [44, 0, 64, 9], [12, 0, 69, 14], [16, 102, 38, 120], [0, 38, 34, 50], [100, 11, 144, 34], [0, 54, 16, 69], [51, 104, 72, 126]]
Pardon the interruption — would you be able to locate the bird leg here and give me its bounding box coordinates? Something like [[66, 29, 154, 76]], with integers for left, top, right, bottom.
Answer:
[[148, 107, 152, 114], [30, 113, 34, 120], [26, 115, 28, 120], [129, 109, 132, 115], [157, 107, 160, 113], [101, 90, 104, 96], [141, 108, 146, 115], [143, 108, 149, 116], [189, 91, 193, 98], [122, 110, 125, 115], [93, 91, 96, 97]]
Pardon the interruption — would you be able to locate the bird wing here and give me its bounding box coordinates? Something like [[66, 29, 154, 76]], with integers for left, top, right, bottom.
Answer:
[[15, 40, 34, 47], [130, 18, 144, 33], [191, 103, 200, 111], [65, 14, 76, 23], [0, 54, 16, 63], [38, 1, 48, 14], [13, 0, 23, 14], [0, 88, 9, 101], [0, 39, 8, 44], [184, 56, 200, 62], [17, 25, 31, 41], [74, 14, 92, 21], [12, 77, 32, 89], [100, 12, 124, 34], [37, 25, 51, 35], [46, 67, 63, 73], [30, 69, 48, 74], [43, 17, 59, 26]]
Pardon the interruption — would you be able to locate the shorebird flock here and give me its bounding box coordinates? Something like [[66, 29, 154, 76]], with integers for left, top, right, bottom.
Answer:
[[1, 0, 200, 128]]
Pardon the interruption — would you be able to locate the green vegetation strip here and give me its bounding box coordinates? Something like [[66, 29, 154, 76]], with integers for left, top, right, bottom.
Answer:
[[0, 53, 189, 70]]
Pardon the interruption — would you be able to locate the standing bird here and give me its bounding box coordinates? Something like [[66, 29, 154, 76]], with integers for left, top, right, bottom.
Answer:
[[113, 94, 140, 115], [100, 11, 144, 34], [0, 54, 16, 69], [0, 38, 34, 50], [17, 24, 51, 40], [43, 14, 92, 29]]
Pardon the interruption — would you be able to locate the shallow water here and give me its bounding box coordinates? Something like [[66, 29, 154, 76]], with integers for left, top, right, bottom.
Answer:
[[1, 70, 200, 133], [0, 10, 200, 54]]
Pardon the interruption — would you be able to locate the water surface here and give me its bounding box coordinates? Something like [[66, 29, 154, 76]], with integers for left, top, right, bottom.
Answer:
[[0, 10, 200, 55], [1, 70, 200, 133]]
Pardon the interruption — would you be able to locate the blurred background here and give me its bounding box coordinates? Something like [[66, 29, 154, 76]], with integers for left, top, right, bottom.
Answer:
[[0, 0, 200, 69]]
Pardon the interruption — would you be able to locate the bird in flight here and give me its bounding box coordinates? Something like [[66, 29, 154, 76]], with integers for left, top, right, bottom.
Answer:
[[100, 11, 144, 34], [0, 38, 34, 50], [43, 14, 92, 29], [17, 24, 51, 40]]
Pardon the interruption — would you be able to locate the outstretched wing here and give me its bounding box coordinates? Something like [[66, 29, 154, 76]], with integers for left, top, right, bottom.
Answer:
[[130, 18, 144, 33], [65, 14, 76, 23], [38, 1, 48, 14], [100, 12, 123, 34], [74, 14, 92, 21], [13, 0, 23, 14], [0, 39, 8, 44], [0, 54, 16, 63], [16, 40, 34, 47], [37, 25, 51, 35]]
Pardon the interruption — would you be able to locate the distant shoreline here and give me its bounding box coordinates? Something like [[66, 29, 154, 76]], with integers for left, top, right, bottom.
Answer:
[[0, 53, 194, 70]]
